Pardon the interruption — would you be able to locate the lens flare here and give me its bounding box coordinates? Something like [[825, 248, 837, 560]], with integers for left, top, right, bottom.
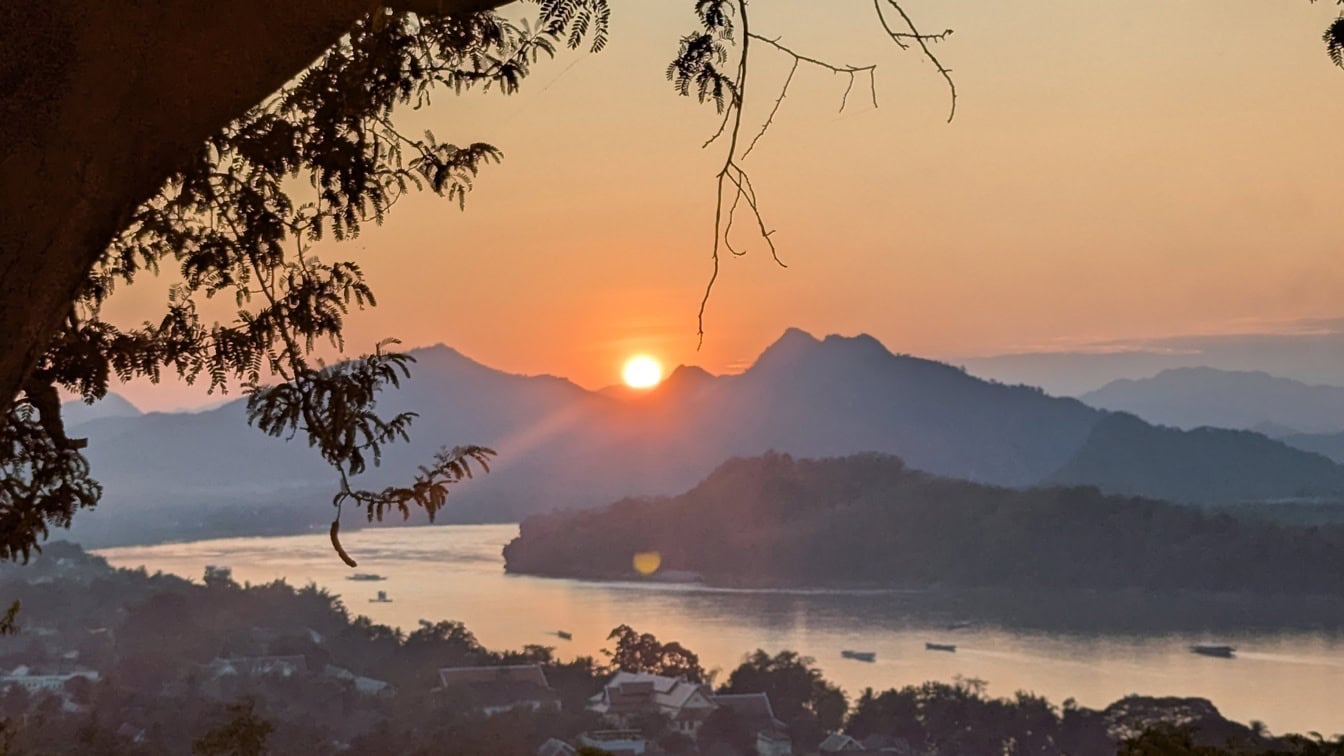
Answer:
[[632, 551, 662, 576]]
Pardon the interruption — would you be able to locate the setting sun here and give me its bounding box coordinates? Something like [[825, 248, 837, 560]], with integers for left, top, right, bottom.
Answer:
[[622, 355, 663, 389]]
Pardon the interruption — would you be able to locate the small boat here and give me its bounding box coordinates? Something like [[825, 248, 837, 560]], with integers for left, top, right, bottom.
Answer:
[[347, 573, 387, 582], [840, 650, 876, 662], [368, 590, 393, 603], [555, 631, 573, 641], [946, 620, 972, 631], [1191, 644, 1235, 658], [925, 642, 957, 653]]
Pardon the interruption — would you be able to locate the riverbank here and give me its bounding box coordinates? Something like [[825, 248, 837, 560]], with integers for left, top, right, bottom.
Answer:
[[95, 524, 1344, 736]]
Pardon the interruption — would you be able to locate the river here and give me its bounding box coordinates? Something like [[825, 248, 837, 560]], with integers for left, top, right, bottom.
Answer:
[[97, 523, 1344, 737]]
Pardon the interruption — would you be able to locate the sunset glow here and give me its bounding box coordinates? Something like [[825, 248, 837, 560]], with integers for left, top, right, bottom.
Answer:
[[622, 355, 663, 389]]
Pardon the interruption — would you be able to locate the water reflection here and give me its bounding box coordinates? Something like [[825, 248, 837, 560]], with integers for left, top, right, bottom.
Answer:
[[98, 524, 1344, 737]]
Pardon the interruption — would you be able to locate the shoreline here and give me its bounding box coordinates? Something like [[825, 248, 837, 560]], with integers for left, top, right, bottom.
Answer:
[[504, 565, 1344, 633]]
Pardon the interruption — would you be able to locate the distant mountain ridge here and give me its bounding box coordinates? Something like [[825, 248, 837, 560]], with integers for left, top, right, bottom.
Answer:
[[1080, 367, 1344, 434], [61, 392, 141, 428], [65, 329, 1344, 547]]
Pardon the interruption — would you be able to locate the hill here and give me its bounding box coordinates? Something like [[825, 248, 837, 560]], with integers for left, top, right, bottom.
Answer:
[[66, 330, 1344, 547], [503, 453, 1344, 594], [1081, 367, 1344, 434], [1046, 412, 1344, 502]]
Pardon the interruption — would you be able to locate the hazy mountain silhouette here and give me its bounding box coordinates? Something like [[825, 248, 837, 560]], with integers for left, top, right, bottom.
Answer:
[[1046, 412, 1344, 502], [1081, 367, 1344, 434], [1279, 430, 1344, 465], [66, 330, 1344, 547], [61, 392, 141, 428]]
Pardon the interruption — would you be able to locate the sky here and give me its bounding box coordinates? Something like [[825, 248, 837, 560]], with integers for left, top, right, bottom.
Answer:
[[100, 1, 1344, 410]]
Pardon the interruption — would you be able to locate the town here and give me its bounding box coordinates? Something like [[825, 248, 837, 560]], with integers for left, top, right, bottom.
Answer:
[[0, 543, 1334, 755]]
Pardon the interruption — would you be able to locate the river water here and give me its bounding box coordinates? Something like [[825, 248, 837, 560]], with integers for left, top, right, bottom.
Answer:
[[97, 524, 1344, 737]]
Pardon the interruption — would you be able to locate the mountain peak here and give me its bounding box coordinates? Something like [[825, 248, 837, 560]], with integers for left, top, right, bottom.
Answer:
[[821, 332, 891, 358], [750, 328, 823, 370], [665, 364, 714, 385]]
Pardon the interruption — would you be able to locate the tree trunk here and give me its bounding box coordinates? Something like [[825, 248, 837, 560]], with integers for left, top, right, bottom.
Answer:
[[0, 0, 509, 414]]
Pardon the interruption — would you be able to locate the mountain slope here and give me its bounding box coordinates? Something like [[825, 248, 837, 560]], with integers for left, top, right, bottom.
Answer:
[[1047, 413, 1344, 502], [61, 392, 141, 428], [66, 330, 1344, 547], [1081, 367, 1344, 434], [1280, 430, 1344, 465]]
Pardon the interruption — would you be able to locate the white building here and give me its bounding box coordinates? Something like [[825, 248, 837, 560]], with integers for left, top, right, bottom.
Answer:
[[0, 670, 99, 693], [577, 729, 649, 755], [589, 672, 792, 754], [589, 671, 718, 737]]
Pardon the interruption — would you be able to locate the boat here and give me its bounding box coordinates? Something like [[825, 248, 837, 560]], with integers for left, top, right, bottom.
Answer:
[[347, 573, 386, 582], [925, 642, 957, 653], [946, 620, 972, 631], [840, 650, 876, 662], [1190, 644, 1235, 658], [368, 590, 393, 603], [555, 630, 573, 641]]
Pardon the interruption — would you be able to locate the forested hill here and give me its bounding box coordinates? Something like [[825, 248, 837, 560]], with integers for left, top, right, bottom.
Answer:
[[503, 453, 1344, 595]]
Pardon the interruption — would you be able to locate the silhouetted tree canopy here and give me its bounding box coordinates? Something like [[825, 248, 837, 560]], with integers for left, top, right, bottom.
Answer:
[[191, 699, 274, 756], [602, 624, 707, 683], [718, 649, 847, 749]]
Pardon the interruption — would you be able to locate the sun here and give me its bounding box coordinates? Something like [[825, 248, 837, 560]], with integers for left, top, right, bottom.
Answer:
[[622, 355, 663, 389]]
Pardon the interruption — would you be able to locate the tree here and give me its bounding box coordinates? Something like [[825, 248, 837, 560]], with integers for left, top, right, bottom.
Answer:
[[719, 649, 846, 748], [192, 699, 275, 756], [602, 624, 707, 683]]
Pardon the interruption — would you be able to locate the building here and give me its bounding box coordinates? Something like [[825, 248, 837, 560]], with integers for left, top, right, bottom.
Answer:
[[537, 738, 578, 756], [589, 672, 793, 755], [576, 730, 649, 756], [0, 669, 99, 693], [0, 669, 100, 713], [818, 732, 866, 753], [204, 655, 308, 678], [324, 664, 392, 697], [436, 664, 560, 715], [714, 693, 792, 756], [589, 671, 718, 738]]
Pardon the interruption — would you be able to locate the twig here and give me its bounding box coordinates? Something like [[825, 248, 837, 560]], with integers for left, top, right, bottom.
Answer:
[[874, 0, 957, 122]]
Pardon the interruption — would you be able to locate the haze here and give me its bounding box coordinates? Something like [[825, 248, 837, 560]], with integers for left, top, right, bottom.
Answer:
[[99, 0, 1344, 411]]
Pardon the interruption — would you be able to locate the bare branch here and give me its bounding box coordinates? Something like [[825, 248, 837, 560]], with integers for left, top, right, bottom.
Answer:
[[678, 0, 954, 346], [874, 0, 957, 122], [742, 58, 797, 160]]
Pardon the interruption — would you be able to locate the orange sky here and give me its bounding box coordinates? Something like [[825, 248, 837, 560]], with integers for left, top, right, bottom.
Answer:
[[102, 1, 1344, 410]]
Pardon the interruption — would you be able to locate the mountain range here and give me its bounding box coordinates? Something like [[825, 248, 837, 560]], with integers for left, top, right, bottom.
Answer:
[[1081, 367, 1344, 435], [63, 329, 1344, 547]]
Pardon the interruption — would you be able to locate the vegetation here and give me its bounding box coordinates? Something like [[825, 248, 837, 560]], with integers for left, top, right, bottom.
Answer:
[[718, 650, 846, 749], [504, 452, 1344, 595], [603, 624, 707, 683], [0, 544, 1339, 754]]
